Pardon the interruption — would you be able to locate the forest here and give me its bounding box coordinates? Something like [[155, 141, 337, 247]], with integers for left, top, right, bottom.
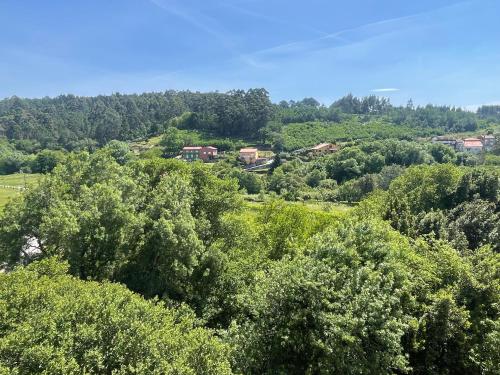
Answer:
[[0, 90, 498, 374], [0, 89, 273, 149], [0, 91, 495, 150]]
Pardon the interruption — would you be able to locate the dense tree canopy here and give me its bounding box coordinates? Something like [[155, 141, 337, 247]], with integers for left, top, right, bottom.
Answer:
[[0, 148, 498, 374], [258, 139, 493, 203], [0, 89, 273, 148], [384, 164, 499, 249], [0, 149, 240, 311], [274, 94, 483, 135], [232, 219, 412, 374], [0, 258, 232, 374]]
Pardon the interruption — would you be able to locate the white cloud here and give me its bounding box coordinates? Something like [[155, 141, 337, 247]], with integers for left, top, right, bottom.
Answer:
[[371, 88, 400, 92]]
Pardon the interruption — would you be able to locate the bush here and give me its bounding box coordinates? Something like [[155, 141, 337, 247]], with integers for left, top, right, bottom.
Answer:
[[0, 258, 233, 374]]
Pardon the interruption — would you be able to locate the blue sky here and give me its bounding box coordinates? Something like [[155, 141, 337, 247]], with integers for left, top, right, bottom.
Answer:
[[1, 0, 499, 108]]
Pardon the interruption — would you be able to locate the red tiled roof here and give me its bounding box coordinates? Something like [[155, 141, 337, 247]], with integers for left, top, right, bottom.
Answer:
[[240, 148, 258, 153], [203, 146, 218, 150], [463, 139, 483, 148]]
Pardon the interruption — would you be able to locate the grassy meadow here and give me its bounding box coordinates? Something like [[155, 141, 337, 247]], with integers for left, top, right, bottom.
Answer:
[[0, 173, 41, 209]]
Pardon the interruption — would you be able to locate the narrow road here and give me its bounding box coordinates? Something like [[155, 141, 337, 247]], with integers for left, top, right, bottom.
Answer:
[[244, 158, 274, 171]]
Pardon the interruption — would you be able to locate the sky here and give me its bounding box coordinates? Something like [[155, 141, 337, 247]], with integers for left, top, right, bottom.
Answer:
[[1, 0, 500, 108]]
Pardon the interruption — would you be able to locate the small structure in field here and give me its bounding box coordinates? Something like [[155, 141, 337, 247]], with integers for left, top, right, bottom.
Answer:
[[310, 143, 339, 156], [461, 138, 483, 154], [182, 146, 218, 161], [239, 148, 259, 164]]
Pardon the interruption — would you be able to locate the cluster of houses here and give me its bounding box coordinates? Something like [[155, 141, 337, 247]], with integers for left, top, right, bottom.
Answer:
[[180, 145, 261, 165], [181, 146, 218, 161], [180, 142, 340, 165], [179, 135, 498, 165], [432, 135, 496, 154]]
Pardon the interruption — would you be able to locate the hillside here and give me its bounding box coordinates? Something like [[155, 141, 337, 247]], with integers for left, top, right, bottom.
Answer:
[[0, 89, 272, 149], [1, 91, 499, 153]]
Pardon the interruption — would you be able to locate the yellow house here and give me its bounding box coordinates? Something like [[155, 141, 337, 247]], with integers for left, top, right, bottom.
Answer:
[[310, 143, 339, 156], [239, 148, 259, 164]]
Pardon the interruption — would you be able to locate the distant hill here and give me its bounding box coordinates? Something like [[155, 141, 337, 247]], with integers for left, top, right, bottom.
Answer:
[[0, 89, 273, 150], [0, 90, 496, 151]]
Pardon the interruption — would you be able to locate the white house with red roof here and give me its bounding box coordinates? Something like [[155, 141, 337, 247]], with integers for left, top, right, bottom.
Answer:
[[461, 138, 483, 154]]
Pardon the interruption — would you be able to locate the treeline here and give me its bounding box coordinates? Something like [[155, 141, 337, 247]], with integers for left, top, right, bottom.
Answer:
[[0, 89, 272, 149], [0, 90, 495, 152], [384, 164, 499, 252], [478, 104, 500, 121], [0, 140, 65, 174], [0, 147, 498, 374], [276, 94, 481, 132], [275, 95, 391, 123]]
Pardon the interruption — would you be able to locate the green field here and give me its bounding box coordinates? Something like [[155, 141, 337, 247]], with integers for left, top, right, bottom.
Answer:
[[0, 187, 22, 208], [243, 197, 353, 215], [282, 118, 438, 150], [0, 173, 41, 187], [0, 174, 41, 209]]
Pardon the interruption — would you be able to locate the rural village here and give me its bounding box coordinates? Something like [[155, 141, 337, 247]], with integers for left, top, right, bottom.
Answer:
[[174, 134, 497, 172]]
